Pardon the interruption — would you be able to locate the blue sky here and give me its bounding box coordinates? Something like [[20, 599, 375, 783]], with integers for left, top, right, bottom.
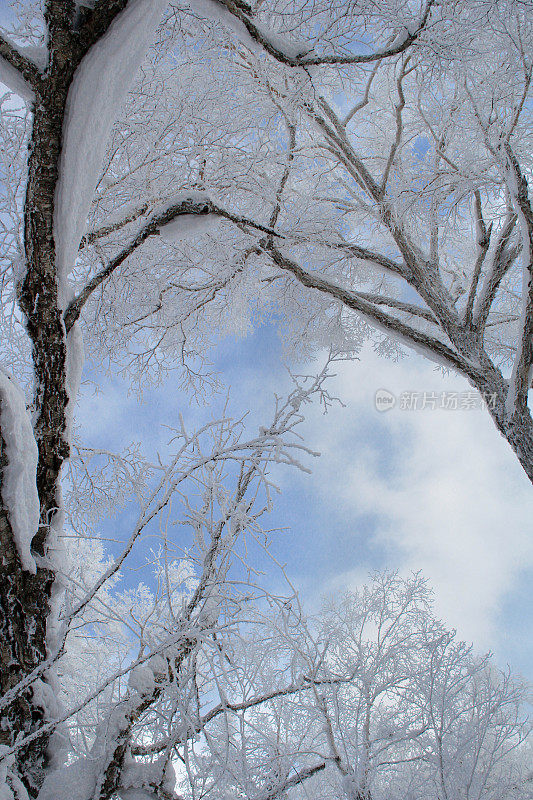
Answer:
[[77, 320, 533, 683]]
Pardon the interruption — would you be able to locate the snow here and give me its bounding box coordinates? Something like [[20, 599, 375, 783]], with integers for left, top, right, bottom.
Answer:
[[38, 741, 176, 800], [0, 55, 34, 102], [19, 46, 47, 70], [194, 1, 309, 60], [253, 22, 309, 60], [0, 38, 45, 100], [54, 0, 168, 297], [154, 188, 219, 243], [158, 213, 220, 243], [388, 27, 411, 51], [0, 746, 14, 800], [31, 678, 62, 720], [41, 655, 169, 799], [128, 665, 157, 696], [120, 756, 176, 800], [193, 0, 262, 54], [37, 756, 98, 800], [128, 655, 167, 696], [157, 189, 212, 210], [65, 322, 84, 442], [0, 745, 30, 800], [0, 369, 39, 573], [148, 654, 167, 675], [195, 0, 308, 59]]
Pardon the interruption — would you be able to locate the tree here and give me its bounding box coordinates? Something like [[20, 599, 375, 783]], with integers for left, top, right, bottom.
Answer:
[[255, 1, 533, 480], [1, 360, 334, 798], [0, 1, 530, 798], [182, 574, 531, 800]]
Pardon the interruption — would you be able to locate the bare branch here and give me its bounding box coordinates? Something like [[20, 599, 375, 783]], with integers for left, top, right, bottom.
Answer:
[[64, 196, 282, 332], [380, 58, 412, 193], [131, 671, 358, 757], [500, 143, 533, 413], [342, 60, 381, 127], [254, 762, 327, 800], [269, 121, 296, 230], [355, 292, 437, 323], [307, 98, 460, 331], [79, 201, 152, 248], [474, 214, 519, 334]]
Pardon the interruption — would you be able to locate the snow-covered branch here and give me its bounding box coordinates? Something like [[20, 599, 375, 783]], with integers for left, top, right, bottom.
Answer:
[[265, 244, 474, 377], [0, 33, 42, 99], [64, 195, 282, 332], [210, 0, 436, 67]]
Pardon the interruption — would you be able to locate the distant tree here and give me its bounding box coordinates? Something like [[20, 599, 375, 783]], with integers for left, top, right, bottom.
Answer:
[[182, 574, 531, 800], [0, 360, 333, 799]]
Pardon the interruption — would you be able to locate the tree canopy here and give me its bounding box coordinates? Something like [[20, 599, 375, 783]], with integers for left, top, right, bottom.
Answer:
[[0, 1, 531, 798]]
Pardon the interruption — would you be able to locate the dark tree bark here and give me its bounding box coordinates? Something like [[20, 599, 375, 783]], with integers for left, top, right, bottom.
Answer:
[[0, 2, 143, 794]]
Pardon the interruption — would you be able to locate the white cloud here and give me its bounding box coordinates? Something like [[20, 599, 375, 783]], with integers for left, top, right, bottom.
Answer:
[[303, 346, 533, 652], [75, 337, 533, 668]]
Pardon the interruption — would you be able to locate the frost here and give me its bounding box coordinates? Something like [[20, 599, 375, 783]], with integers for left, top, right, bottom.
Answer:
[[0, 370, 39, 573], [158, 214, 220, 243], [54, 0, 168, 294], [194, 1, 309, 60], [193, 0, 262, 54]]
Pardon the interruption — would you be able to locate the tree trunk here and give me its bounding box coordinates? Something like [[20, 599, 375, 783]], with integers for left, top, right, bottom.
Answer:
[[452, 333, 533, 485], [491, 406, 533, 485], [1, 14, 78, 794], [0, 433, 55, 795], [0, 3, 161, 792]]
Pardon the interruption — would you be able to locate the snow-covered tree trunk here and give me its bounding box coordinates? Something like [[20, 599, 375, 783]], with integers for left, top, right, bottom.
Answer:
[[0, 2, 166, 793], [0, 432, 50, 794], [1, 14, 73, 786]]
